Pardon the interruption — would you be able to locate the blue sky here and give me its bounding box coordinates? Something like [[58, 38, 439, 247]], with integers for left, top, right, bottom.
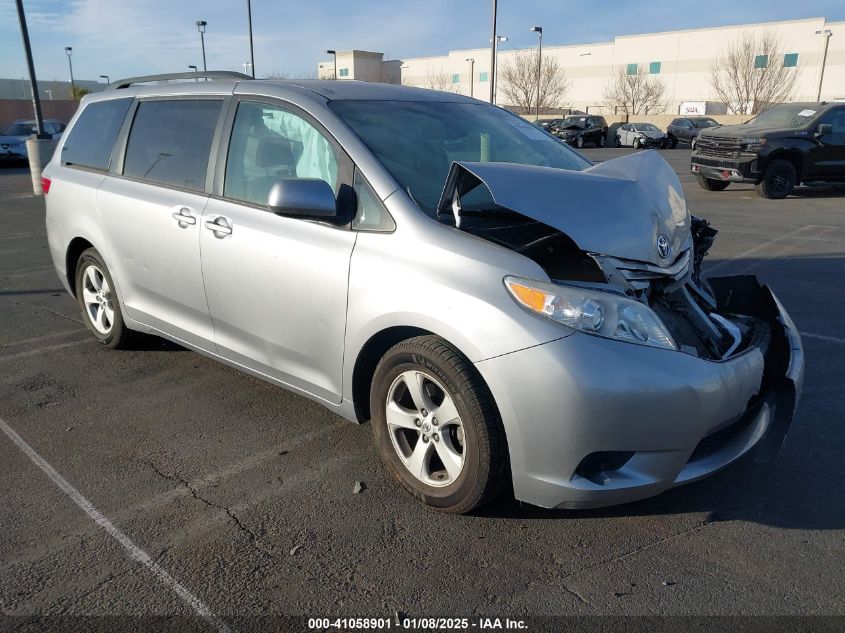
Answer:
[[2, 0, 844, 83]]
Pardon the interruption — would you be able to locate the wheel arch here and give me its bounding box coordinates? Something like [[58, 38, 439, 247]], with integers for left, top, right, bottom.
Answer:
[[350, 325, 495, 424], [764, 149, 804, 181], [65, 237, 95, 298]]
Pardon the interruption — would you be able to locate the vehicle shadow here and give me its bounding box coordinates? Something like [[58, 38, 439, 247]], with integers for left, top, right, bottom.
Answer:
[[478, 254, 845, 531], [0, 288, 66, 296], [792, 184, 845, 198]]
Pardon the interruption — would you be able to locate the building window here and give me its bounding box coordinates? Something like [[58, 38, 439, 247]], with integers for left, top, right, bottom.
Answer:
[[479, 71, 488, 82], [451, 73, 460, 84], [626, 63, 638, 75], [783, 53, 798, 68], [649, 61, 661, 74], [339, 68, 349, 77], [754, 55, 768, 69]]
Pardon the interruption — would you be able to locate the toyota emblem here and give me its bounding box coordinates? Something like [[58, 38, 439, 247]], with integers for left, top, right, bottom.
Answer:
[[656, 234, 671, 260]]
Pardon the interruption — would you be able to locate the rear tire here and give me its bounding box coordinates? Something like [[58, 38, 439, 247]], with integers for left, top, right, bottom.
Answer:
[[614, 136, 621, 147], [755, 159, 797, 199], [697, 175, 731, 191], [75, 248, 134, 349], [370, 335, 509, 514], [668, 136, 678, 149], [598, 135, 606, 147]]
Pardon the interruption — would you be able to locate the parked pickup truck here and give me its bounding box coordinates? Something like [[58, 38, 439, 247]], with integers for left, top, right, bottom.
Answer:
[[690, 102, 845, 198]]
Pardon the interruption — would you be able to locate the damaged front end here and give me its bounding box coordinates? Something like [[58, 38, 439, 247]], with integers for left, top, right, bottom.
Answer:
[[437, 151, 803, 458]]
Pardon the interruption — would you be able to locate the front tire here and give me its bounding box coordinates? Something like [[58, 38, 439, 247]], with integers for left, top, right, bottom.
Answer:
[[633, 138, 641, 149], [668, 136, 678, 149], [614, 136, 622, 147], [75, 248, 133, 349], [697, 175, 731, 191], [755, 159, 797, 199], [576, 136, 584, 149], [371, 336, 509, 514], [597, 134, 606, 147]]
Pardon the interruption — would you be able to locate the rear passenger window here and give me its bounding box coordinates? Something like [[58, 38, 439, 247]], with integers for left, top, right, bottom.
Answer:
[[123, 99, 221, 192], [61, 98, 132, 170]]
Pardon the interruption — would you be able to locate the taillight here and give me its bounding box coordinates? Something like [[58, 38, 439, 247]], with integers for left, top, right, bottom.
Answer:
[[41, 177, 51, 194]]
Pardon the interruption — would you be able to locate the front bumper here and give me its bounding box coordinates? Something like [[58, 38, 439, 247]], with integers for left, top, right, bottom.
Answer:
[[476, 277, 804, 509], [0, 148, 27, 161], [637, 136, 667, 148], [691, 152, 760, 183]]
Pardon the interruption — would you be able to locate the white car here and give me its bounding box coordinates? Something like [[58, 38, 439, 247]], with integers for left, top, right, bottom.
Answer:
[[615, 123, 668, 149]]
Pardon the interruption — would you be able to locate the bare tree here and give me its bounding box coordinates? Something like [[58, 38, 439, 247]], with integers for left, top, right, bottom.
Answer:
[[498, 49, 569, 113], [264, 70, 318, 80], [603, 66, 668, 115], [710, 31, 798, 115], [423, 68, 458, 92]]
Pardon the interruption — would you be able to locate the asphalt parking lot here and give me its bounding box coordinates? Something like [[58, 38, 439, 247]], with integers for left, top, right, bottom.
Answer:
[[1, 149, 843, 629]]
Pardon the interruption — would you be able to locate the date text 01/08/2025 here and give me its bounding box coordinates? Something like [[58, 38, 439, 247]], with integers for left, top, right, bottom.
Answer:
[[307, 617, 528, 630]]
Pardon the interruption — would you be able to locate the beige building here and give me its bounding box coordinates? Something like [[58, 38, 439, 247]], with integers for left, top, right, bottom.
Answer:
[[317, 17, 844, 114]]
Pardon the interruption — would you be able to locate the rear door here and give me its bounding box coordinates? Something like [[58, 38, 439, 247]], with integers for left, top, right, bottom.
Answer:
[[97, 97, 226, 349], [199, 98, 357, 403]]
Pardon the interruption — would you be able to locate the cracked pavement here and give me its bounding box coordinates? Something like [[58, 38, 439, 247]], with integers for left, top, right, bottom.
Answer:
[[0, 151, 843, 623]]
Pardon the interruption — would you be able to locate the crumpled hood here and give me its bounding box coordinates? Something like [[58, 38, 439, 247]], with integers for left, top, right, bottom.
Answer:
[[437, 150, 690, 267], [638, 130, 666, 139]]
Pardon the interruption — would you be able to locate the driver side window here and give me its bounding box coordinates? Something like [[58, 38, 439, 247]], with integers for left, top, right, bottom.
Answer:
[[224, 101, 339, 206]]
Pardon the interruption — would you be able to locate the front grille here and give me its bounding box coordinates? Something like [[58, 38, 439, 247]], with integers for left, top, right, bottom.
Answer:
[[687, 410, 758, 463], [695, 136, 746, 158]]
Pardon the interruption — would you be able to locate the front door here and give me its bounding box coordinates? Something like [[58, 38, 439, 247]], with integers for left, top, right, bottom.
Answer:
[[98, 98, 224, 349], [808, 107, 845, 181], [200, 99, 356, 403]]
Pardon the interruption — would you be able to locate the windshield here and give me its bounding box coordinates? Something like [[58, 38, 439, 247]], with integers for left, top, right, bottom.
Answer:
[[562, 117, 587, 128], [634, 123, 660, 132], [692, 118, 718, 128], [3, 123, 35, 136], [330, 100, 591, 216], [747, 105, 822, 128]]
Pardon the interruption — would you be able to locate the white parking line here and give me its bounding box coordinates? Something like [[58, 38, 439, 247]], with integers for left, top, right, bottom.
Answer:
[[800, 331, 845, 345], [0, 339, 89, 362], [706, 225, 812, 273], [0, 417, 232, 633]]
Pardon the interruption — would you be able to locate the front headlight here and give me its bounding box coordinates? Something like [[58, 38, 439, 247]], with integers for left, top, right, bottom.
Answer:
[[743, 137, 767, 150], [504, 276, 676, 350]]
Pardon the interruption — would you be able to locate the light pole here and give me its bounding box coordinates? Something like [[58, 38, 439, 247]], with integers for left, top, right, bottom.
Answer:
[[815, 29, 833, 101], [242, 61, 252, 75], [65, 46, 76, 100], [188, 65, 198, 82], [100, 74, 110, 84], [326, 50, 337, 79], [489, 0, 498, 103], [45, 89, 53, 100], [246, 0, 255, 78], [530, 26, 543, 120], [466, 58, 475, 98], [492, 35, 507, 105], [196, 20, 207, 77]]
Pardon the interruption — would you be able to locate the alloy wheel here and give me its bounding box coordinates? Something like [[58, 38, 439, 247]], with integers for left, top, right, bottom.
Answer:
[[385, 369, 466, 487], [81, 265, 114, 334]]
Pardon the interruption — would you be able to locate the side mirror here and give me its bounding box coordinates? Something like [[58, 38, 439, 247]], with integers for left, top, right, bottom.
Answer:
[[815, 123, 833, 137], [267, 178, 337, 218]]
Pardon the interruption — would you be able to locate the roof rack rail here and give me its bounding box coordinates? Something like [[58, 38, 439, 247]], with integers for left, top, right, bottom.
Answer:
[[106, 71, 252, 90]]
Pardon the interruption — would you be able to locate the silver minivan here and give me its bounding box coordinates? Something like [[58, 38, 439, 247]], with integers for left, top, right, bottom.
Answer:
[[43, 73, 804, 513]]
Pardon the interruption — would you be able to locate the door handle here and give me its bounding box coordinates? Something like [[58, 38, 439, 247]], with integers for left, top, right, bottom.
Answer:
[[172, 207, 197, 227], [205, 217, 233, 237]]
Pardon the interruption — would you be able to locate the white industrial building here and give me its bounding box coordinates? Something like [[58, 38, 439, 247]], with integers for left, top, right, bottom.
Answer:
[[317, 17, 844, 114]]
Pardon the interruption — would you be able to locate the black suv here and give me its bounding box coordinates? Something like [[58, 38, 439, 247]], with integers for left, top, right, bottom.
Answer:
[[666, 117, 719, 149], [551, 115, 608, 148], [691, 102, 845, 198]]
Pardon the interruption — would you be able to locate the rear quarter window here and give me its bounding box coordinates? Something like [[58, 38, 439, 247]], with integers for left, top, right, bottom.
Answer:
[[61, 98, 133, 170]]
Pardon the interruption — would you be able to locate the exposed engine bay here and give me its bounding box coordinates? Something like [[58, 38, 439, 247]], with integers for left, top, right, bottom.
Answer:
[[436, 153, 790, 363]]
